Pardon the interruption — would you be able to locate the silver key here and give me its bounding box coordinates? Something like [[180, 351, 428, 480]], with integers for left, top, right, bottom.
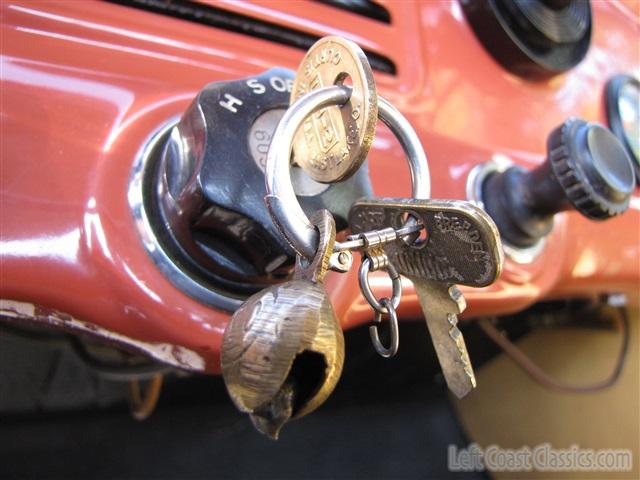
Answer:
[[349, 198, 503, 398]]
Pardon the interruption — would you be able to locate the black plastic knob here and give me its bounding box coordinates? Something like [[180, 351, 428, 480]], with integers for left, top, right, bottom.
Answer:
[[153, 68, 373, 301], [482, 118, 635, 248], [461, 0, 592, 80], [546, 119, 635, 218]]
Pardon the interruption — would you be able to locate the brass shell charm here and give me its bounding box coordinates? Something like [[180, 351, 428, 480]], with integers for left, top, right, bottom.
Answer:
[[221, 279, 344, 439]]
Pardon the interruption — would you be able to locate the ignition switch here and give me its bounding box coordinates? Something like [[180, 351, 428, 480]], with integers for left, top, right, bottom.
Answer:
[[144, 68, 372, 308], [481, 118, 635, 249]]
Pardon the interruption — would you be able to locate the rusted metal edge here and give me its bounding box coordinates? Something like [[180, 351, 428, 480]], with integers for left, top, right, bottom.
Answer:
[[0, 299, 206, 372]]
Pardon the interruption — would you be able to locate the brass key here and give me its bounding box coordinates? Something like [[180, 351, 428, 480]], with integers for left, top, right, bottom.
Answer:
[[349, 198, 503, 398]]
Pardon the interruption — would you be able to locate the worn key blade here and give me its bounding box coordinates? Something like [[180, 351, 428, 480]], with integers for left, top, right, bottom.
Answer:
[[412, 279, 476, 398]]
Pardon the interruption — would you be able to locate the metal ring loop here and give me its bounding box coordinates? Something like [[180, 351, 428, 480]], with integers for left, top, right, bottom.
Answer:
[[358, 257, 402, 314], [369, 298, 399, 358], [265, 85, 431, 260]]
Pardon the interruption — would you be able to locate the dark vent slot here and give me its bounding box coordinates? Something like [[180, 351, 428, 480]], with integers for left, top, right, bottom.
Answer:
[[316, 0, 391, 23], [106, 0, 397, 75]]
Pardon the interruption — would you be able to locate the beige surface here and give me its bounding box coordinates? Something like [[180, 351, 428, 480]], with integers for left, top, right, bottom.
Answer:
[[454, 306, 639, 479]]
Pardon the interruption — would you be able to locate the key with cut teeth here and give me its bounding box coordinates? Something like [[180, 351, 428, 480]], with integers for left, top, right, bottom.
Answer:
[[349, 198, 503, 398]]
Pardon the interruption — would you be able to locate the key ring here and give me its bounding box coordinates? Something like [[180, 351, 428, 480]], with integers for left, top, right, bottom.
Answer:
[[265, 85, 431, 260], [360, 257, 401, 358], [369, 298, 399, 358], [358, 257, 401, 314]]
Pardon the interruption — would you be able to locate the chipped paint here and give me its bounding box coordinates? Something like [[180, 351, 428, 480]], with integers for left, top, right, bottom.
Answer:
[[0, 299, 205, 371]]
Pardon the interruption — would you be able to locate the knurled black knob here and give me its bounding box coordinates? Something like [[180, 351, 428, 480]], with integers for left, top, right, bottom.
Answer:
[[542, 118, 635, 219], [482, 118, 635, 248]]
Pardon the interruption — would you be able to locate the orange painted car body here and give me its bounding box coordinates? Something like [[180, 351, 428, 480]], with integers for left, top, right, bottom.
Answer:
[[1, 1, 639, 373]]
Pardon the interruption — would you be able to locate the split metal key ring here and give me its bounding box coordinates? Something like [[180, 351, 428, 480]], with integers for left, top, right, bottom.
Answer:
[[265, 85, 431, 260], [360, 259, 401, 358], [370, 298, 399, 358]]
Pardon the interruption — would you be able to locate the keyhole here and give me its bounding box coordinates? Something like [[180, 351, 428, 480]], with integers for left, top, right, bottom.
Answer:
[[334, 72, 353, 88], [399, 211, 428, 248]]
